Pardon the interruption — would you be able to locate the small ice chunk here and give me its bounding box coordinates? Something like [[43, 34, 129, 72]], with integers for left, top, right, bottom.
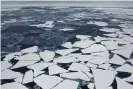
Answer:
[[60, 72, 90, 81], [48, 65, 68, 75], [34, 70, 45, 77], [86, 62, 98, 68], [116, 77, 133, 89], [77, 55, 94, 62], [73, 39, 95, 48], [1, 61, 12, 71], [39, 50, 55, 62], [91, 51, 109, 57], [122, 36, 133, 43], [22, 70, 33, 84], [52, 79, 79, 89], [67, 53, 82, 58], [55, 48, 79, 56], [11, 61, 38, 69], [103, 33, 118, 37], [87, 83, 94, 89], [34, 74, 63, 89], [98, 63, 110, 70], [61, 42, 73, 48], [68, 63, 90, 72], [1, 82, 28, 89], [81, 44, 107, 53], [109, 54, 126, 65], [54, 56, 78, 63], [87, 21, 108, 26], [27, 62, 56, 71], [76, 35, 91, 40], [15, 53, 40, 61], [14, 76, 23, 83], [112, 48, 132, 59], [59, 28, 75, 31], [100, 28, 119, 32], [21, 46, 38, 54], [1, 69, 23, 79], [92, 68, 116, 89], [89, 56, 109, 65], [31, 21, 54, 28], [116, 64, 133, 73]]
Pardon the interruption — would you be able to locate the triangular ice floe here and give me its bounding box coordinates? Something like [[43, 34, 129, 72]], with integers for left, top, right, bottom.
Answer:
[[61, 42, 73, 48], [22, 70, 33, 84], [116, 64, 133, 73], [21, 46, 38, 54], [1, 61, 12, 71]]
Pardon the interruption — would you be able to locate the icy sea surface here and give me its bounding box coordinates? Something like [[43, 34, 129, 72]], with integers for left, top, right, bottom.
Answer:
[[1, 6, 133, 89]]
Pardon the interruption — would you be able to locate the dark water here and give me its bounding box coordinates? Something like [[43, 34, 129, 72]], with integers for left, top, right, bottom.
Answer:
[[2, 1, 133, 8]]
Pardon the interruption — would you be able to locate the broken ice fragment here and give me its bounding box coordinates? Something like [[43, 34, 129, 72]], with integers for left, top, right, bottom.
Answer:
[[22, 70, 33, 84], [109, 54, 126, 65], [81, 44, 107, 53], [77, 54, 94, 62], [1, 82, 28, 89], [14, 76, 23, 83], [92, 68, 116, 89], [1, 69, 23, 79], [116, 64, 133, 73], [39, 50, 55, 62], [68, 63, 90, 72], [87, 21, 108, 26], [34, 74, 63, 89], [1, 61, 12, 71], [21, 46, 38, 54], [87, 83, 94, 89], [61, 42, 73, 48], [86, 62, 98, 68], [76, 35, 91, 40], [52, 79, 79, 89], [98, 63, 110, 70], [15, 53, 40, 61], [34, 70, 45, 77], [59, 28, 75, 31]]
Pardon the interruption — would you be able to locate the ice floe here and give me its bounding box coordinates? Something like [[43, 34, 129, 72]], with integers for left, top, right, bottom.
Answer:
[[92, 68, 117, 89], [1, 82, 28, 89], [31, 21, 54, 28], [87, 83, 94, 89], [52, 79, 79, 89], [98, 63, 110, 70], [14, 76, 23, 83], [34, 74, 63, 89], [39, 50, 55, 62], [68, 63, 90, 72], [109, 54, 126, 65], [21, 46, 38, 54], [55, 48, 79, 56], [76, 35, 91, 40], [116, 64, 133, 73], [100, 28, 120, 32], [81, 44, 107, 53], [61, 42, 73, 48], [86, 62, 98, 68], [34, 70, 45, 77], [1, 69, 23, 79], [116, 77, 133, 89], [1, 61, 12, 71], [87, 21, 108, 26], [76, 55, 94, 62], [48, 65, 68, 75], [22, 70, 33, 84], [59, 28, 75, 31], [15, 53, 40, 61]]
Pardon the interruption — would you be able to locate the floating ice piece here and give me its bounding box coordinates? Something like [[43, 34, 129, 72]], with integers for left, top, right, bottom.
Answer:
[[87, 83, 94, 89], [52, 79, 79, 89], [54, 56, 78, 63], [116, 64, 133, 73], [59, 28, 75, 31], [73, 39, 95, 48], [27, 62, 56, 71], [109, 54, 126, 65], [86, 62, 98, 68], [100, 28, 120, 32], [122, 36, 133, 43], [116, 77, 133, 89], [21, 46, 38, 54], [112, 48, 132, 59], [92, 68, 116, 89], [77, 55, 94, 62], [87, 21, 108, 26], [1, 61, 12, 71], [60, 72, 90, 81], [31, 21, 54, 28], [39, 50, 55, 62], [22, 70, 33, 84], [81, 44, 107, 53], [3, 52, 22, 61], [123, 73, 133, 82], [91, 51, 109, 57], [68, 53, 82, 58], [1, 82, 28, 89], [55, 48, 79, 56], [48, 65, 68, 75], [94, 36, 113, 42], [76, 35, 91, 40], [34, 70, 45, 77], [11, 61, 37, 69], [68, 63, 90, 72], [103, 33, 118, 37], [115, 39, 130, 45], [98, 63, 110, 70], [89, 56, 109, 65], [15, 53, 40, 61], [14, 76, 23, 83], [61, 42, 73, 48], [34, 74, 63, 89], [1, 69, 22, 79]]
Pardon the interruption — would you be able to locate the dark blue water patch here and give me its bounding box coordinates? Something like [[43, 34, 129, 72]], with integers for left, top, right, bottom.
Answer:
[[24, 82, 42, 89], [1, 79, 14, 85], [80, 85, 89, 89], [111, 79, 117, 89], [57, 63, 72, 70], [11, 67, 30, 74], [116, 72, 131, 79]]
